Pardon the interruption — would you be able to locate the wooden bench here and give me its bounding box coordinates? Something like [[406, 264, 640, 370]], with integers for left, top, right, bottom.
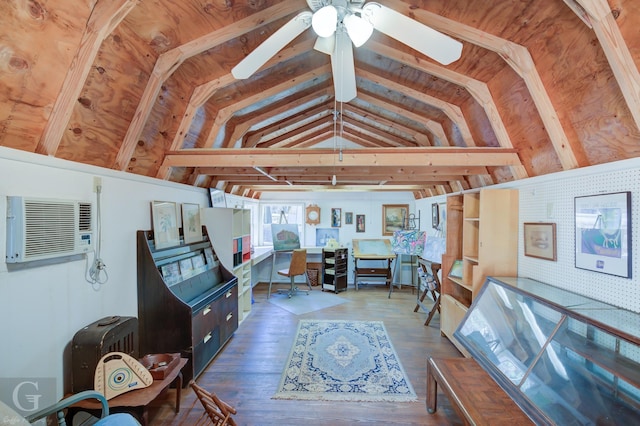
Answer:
[[426, 357, 534, 425]]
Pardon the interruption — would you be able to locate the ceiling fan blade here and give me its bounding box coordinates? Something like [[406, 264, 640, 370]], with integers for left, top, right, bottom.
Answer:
[[363, 3, 462, 65], [232, 11, 312, 79], [314, 34, 335, 55], [331, 29, 357, 102]]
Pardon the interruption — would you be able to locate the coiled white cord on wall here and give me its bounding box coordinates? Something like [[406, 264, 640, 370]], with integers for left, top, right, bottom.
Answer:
[[87, 183, 108, 287]]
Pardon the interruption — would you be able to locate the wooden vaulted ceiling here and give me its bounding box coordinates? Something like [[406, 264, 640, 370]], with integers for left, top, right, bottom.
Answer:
[[1, 0, 640, 199]]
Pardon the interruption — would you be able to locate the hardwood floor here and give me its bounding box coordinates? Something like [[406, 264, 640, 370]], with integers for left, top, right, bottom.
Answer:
[[148, 283, 464, 425]]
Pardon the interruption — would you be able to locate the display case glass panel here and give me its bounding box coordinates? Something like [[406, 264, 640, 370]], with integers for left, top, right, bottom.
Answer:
[[454, 276, 640, 425]]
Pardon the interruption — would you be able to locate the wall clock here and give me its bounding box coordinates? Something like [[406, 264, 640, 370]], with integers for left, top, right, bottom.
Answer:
[[305, 204, 320, 225]]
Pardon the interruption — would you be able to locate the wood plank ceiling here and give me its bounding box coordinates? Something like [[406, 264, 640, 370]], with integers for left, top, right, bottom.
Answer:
[[1, 0, 639, 199]]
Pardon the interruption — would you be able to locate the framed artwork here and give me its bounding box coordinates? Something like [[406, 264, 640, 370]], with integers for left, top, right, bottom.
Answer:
[[151, 201, 180, 249], [208, 188, 226, 207], [575, 192, 631, 278], [331, 208, 342, 227], [181, 203, 202, 244], [432, 203, 439, 229], [316, 228, 339, 246], [356, 214, 365, 233], [271, 224, 301, 251], [345, 212, 353, 225], [382, 204, 409, 236], [524, 222, 557, 261]]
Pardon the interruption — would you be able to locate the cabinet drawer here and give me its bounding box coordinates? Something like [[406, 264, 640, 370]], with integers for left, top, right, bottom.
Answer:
[[192, 327, 221, 377], [192, 302, 218, 343]]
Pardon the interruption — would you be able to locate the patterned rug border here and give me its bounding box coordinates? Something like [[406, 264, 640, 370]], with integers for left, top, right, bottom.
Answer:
[[273, 319, 417, 402]]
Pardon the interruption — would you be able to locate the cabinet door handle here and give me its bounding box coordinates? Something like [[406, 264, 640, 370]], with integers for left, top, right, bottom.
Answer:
[[203, 305, 212, 315], [204, 332, 212, 343], [226, 290, 232, 298], [226, 313, 233, 321]]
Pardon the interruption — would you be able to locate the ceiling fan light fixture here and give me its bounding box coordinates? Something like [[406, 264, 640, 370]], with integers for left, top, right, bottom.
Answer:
[[344, 13, 373, 47], [312, 5, 338, 38]]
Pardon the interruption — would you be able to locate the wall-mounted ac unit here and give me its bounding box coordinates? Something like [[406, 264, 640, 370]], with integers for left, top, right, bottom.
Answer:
[[6, 196, 93, 263]]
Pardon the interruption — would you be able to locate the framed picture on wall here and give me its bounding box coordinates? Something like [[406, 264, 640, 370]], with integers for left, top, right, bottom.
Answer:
[[331, 208, 342, 227], [524, 222, 557, 261], [151, 201, 180, 249], [575, 192, 631, 278], [382, 204, 409, 236], [182, 203, 202, 244], [356, 214, 365, 232], [432, 203, 439, 229], [345, 212, 353, 225]]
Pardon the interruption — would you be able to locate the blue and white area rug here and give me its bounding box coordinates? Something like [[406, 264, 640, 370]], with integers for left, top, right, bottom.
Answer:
[[273, 320, 417, 402]]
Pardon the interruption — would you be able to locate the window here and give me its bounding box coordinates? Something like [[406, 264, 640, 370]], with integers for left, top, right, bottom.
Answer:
[[259, 203, 304, 246]]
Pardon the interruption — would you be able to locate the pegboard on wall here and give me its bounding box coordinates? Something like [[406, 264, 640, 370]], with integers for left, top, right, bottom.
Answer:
[[518, 167, 640, 313]]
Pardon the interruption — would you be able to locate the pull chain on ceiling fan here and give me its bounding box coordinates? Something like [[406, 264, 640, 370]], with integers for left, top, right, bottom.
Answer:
[[232, 1, 463, 103]]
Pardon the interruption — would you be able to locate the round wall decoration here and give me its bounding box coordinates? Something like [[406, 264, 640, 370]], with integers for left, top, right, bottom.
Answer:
[[306, 204, 321, 225]]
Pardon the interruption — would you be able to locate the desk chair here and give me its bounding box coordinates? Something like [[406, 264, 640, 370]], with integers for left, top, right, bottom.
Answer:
[[270, 249, 311, 298]]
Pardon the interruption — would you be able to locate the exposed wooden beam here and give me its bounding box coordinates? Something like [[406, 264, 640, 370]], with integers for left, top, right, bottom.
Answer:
[[36, 0, 138, 155], [161, 147, 520, 168], [575, 0, 640, 130]]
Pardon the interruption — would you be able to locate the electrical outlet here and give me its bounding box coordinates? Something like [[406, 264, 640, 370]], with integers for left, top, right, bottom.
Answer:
[[93, 177, 102, 193]]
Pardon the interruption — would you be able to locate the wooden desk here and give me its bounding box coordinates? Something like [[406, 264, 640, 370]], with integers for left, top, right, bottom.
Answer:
[[67, 357, 187, 425], [426, 357, 533, 425]]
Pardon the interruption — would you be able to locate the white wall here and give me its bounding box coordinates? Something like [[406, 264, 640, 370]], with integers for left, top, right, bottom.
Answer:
[[0, 147, 209, 397]]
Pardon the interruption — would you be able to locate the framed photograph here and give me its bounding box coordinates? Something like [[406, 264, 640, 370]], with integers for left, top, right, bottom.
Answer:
[[151, 201, 180, 249], [345, 212, 353, 225], [182, 203, 202, 244], [382, 204, 409, 236], [331, 208, 342, 227], [432, 203, 439, 229], [356, 214, 365, 233], [524, 222, 557, 261], [575, 192, 631, 278], [448, 259, 463, 279]]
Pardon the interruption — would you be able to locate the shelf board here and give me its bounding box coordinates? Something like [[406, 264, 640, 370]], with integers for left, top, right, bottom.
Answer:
[[447, 276, 472, 292], [463, 256, 478, 263]]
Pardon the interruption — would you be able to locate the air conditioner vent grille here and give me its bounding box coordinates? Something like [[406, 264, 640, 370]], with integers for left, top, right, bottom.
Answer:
[[79, 202, 92, 232], [24, 201, 76, 257]]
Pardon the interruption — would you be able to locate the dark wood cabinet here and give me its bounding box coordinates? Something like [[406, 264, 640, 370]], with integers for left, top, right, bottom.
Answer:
[[322, 248, 348, 293], [136, 229, 238, 384]]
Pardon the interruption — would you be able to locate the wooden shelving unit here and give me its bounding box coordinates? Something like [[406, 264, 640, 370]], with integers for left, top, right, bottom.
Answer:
[[201, 207, 253, 324], [440, 189, 518, 354]]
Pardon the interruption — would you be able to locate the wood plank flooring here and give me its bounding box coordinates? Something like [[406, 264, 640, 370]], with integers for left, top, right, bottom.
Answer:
[[147, 283, 464, 425]]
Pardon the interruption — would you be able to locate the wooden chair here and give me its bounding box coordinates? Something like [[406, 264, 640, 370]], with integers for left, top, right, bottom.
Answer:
[[270, 249, 311, 298], [189, 381, 237, 426]]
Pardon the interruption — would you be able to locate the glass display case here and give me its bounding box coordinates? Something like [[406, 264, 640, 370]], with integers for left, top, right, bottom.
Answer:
[[454, 276, 640, 425]]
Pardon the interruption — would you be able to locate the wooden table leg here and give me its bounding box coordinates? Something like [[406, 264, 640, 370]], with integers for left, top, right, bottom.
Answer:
[[175, 371, 183, 413], [426, 358, 438, 414]]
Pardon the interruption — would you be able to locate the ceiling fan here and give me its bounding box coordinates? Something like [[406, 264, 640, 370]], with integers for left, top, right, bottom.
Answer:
[[232, 0, 463, 102]]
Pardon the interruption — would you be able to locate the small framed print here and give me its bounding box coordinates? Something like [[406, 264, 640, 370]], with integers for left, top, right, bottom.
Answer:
[[345, 212, 353, 225], [331, 208, 342, 227], [181, 203, 202, 244], [432, 203, 439, 229], [524, 222, 557, 261], [356, 214, 365, 232], [151, 201, 180, 249]]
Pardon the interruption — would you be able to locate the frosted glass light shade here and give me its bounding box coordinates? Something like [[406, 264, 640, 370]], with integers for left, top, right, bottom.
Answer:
[[344, 14, 373, 47], [312, 5, 338, 38]]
